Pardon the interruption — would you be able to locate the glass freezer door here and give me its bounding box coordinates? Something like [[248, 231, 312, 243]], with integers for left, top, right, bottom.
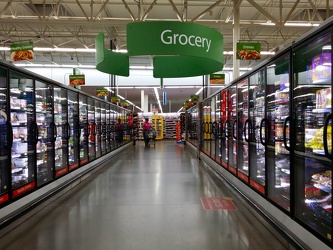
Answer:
[[266, 53, 291, 212], [88, 98, 96, 161], [0, 67, 9, 206], [220, 89, 228, 168], [249, 69, 266, 195], [10, 73, 36, 198], [227, 85, 237, 174], [68, 91, 79, 171], [79, 94, 88, 165], [54, 87, 69, 178], [293, 32, 332, 242], [35, 80, 54, 187], [237, 79, 249, 183], [95, 101, 101, 158], [100, 102, 106, 156], [105, 104, 111, 153]]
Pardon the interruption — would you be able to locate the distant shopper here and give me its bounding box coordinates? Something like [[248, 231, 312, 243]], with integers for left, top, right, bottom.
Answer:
[[142, 118, 153, 147], [116, 118, 123, 143]]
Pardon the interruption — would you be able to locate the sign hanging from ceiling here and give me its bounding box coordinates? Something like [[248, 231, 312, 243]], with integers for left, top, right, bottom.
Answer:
[[10, 42, 35, 61], [210, 74, 225, 84], [96, 21, 224, 78], [236, 42, 261, 60]]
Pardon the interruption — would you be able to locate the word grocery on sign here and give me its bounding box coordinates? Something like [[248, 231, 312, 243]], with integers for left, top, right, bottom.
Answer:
[[160, 29, 212, 53]]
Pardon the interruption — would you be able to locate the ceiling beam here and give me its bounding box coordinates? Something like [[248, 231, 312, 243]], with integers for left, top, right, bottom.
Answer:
[[121, 0, 136, 21], [75, 0, 90, 21], [307, 0, 323, 22], [46, 0, 63, 21], [190, 0, 225, 23], [246, 0, 280, 25], [168, 0, 183, 22], [141, 0, 157, 21], [282, 0, 300, 24], [94, 0, 110, 21]]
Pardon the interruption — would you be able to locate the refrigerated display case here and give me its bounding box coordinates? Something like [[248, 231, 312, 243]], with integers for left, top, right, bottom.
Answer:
[[202, 101, 211, 155], [220, 89, 228, 169], [0, 66, 9, 206], [237, 78, 249, 183], [88, 98, 96, 160], [212, 94, 220, 163], [249, 69, 266, 195], [100, 102, 107, 155], [53, 86, 69, 178], [9, 73, 36, 198], [227, 85, 237, 175], [293, 31, 332, 242], [105, 104, 111, 153], [68, 91, 80, 171], [79, 94, 89, 166], [35, 80, 54, 187], [186, 106, 199, 147], [95, 101, 101, 158], [266, 53, 291, 211]]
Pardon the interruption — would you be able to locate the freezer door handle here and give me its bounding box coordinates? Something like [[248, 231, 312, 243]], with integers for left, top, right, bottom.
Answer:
[[323, 113, 332, 160], [224, 120, 230, 137], [244, 119, 250, 142], [65, 122, 70, 140], [260, 118, 268, 146], [232, 120, 237, 139], [7, 121, 13, 149], [283, 116, 290, 151], [51, 122, 57, 142]]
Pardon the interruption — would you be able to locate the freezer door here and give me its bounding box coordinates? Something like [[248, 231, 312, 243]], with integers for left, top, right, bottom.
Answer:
[[0, 66, 9, 206], [35, 80, 54, 187], [10, 73, 36, 198], [293, 31, 332, 242], [236, 79, 249, 183], [79, 94, 89, 165], [54, 87, 69, 178], [68, 91, 80, 171], [266, 53, 291, 211], [88, 98, 96, 161], [249, 69, 266, 195]]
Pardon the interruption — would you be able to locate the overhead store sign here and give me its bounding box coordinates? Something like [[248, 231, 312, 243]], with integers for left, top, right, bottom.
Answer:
[[10, 42, 35, 61], [236, 42, 261, 60], [69, 74, 85, 86], [96, 21, 224, 78], [210, 74, 225, 84], [96, 88, 108, 99]]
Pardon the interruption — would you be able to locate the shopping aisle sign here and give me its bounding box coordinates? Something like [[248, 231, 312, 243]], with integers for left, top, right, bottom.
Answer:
[[96, 21, 224, 78], [10, 42, 35, 61], [236, 42, 261, 60]]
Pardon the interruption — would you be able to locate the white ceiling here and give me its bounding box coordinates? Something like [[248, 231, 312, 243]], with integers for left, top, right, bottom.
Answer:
[[0, 0, 332, 112]]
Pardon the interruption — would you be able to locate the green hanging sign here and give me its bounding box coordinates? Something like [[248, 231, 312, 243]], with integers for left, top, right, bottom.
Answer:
[[96, 21, 224, 78], [10, 41, 34, 61], [236, 42, 261, 60], [210, 74, 225, 84]]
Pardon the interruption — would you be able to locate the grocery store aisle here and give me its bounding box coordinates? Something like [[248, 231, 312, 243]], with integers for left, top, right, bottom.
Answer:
[[0, 141, 289, 250]]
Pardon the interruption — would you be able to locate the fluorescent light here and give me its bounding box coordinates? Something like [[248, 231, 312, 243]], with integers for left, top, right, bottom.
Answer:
[[284, 22, 320, 27], [130, 66, 153, 70], [35, 47, 96, 52], [14, 63, 96, 68]]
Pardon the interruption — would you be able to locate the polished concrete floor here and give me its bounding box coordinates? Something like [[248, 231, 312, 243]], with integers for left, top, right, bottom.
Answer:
[[0, 141, 289, 250]]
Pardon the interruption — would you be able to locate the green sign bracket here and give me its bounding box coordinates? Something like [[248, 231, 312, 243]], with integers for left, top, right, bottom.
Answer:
[[95, 21, 224, 78]]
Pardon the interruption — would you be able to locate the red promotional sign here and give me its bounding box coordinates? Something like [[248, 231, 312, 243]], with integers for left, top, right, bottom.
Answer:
[[201, 197, 236, 210], [176, 121, 181, 142]]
